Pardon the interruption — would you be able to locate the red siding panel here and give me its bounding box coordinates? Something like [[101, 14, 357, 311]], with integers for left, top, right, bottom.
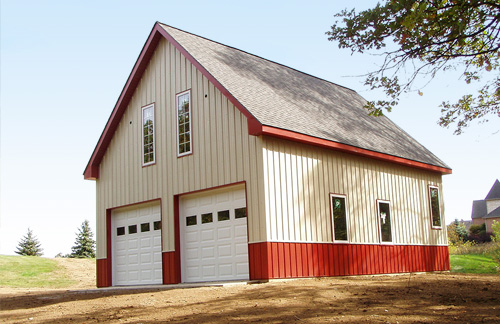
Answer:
[[247, 242, 449, 280], [290, 243, 297, 277], [96, 258, 111, 287], [162, 252, 178, 284], [284, 243, 291, 278]]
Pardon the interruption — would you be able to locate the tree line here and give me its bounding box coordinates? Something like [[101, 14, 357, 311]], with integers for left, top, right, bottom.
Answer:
[[15, 220, 95, 258]]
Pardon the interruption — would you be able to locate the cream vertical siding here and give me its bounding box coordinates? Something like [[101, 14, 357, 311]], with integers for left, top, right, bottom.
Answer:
[[262, 137, 448, 246], [95, 38, 266, 258]]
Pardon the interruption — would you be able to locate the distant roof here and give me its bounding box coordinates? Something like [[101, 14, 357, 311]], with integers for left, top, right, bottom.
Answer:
[[485, 179, 500, 200], [159, 23, 449, 171], [484, 205, 500, 219], [471, 200, 488, 219], [84, 22, 452, 179]]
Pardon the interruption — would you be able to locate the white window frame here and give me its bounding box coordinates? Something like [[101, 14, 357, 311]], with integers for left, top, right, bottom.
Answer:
[[142, 103, 155, 166], [428, 185, 442, 229], [176, 90, 192, 157], [330, 193, 349, 243], [377, 199, 393, 244]]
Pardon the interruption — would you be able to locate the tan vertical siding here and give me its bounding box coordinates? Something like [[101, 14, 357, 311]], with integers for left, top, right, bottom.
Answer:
[[262, 137, 448, 246], [95, 39, 265, 258]]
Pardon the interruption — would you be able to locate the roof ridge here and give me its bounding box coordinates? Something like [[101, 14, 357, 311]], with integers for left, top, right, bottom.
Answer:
[[485, 179, 500, 200], [157, 22, 359, 94]]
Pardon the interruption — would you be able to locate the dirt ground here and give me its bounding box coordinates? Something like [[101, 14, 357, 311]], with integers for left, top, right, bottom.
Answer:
[[1, 259, 500, 323]]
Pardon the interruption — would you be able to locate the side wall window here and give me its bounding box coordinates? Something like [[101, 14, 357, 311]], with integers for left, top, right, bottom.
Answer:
[[330, 194, 348, 242], [142, 104, 155, 166], [377, 200, 392, 243], [176, 90, 192, 157], [429, 186, 442, 229]]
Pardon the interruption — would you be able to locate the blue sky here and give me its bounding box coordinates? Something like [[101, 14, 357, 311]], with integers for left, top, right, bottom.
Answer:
[[1, 0, 499, 257]]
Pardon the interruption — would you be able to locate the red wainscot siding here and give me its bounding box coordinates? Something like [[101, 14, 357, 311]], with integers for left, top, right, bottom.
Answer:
[[162, 252, 180, 284], [248, 242, 450, 280], [96, 258, 111, 287]]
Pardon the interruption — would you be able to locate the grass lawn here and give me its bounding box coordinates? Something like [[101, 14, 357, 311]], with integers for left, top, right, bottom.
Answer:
[[0, 255, 75, 288], [450, 254, 500, 274]]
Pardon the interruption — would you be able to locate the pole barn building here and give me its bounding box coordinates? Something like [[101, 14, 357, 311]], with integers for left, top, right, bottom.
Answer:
[[84, 22, 452, 287]]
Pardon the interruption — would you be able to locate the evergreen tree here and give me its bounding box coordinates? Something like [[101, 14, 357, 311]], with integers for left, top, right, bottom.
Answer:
[[70, 220, 96, 258], [15, 228, 43, 256]]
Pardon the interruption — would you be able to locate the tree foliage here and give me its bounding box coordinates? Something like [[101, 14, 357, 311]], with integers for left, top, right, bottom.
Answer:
[[70, 220, 96, 258], [327, 0, 500, 134], [447, 219, 468, 244], [15, 228, 43, 256]]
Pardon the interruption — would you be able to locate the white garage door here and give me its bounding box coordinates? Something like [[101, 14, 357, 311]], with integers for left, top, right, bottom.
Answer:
[[112, 201, 162, 286], [180, 185, 249, 283]]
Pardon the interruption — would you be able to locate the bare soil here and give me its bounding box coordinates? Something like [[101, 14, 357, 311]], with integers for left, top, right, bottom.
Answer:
[[1, 259, 499, 323]]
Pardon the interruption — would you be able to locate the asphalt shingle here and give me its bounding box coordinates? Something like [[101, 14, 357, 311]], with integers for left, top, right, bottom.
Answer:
[[160, 24, 449, 169]]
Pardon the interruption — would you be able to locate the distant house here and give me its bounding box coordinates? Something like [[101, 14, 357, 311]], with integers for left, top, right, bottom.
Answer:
[[471, 180, 500, 232], [84, 22, 452, 287]]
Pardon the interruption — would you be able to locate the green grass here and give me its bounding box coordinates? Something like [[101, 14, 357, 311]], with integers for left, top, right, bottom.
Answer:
[[450, 254, 500, 274], [0, 255, 75, 288]]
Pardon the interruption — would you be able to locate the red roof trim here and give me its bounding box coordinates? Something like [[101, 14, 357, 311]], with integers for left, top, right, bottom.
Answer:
[[261, 125, 452, 175], [84, 23, 261, 179]]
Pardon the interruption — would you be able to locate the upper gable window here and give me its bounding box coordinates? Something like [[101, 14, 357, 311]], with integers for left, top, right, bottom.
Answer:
[[377, 200, 392, 243], [142, 104, 155, 166], [429, 186, 442, 229], [176, 90, 192, 157]]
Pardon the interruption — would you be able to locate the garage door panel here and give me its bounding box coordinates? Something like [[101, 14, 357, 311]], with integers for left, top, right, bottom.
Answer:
[[234, 224, 247, 236], [201, 229, 215, 241], [217, 227, 231, 239], [112, 201, 162, 286], [218, 264, 232, 276], [180, 186, 249, 283], [217, 244, 232, 257], [128, 238, 138, 249], [236, 262, 248, 275], [201, 246, 215, 258], [202, 265, 216, 277]]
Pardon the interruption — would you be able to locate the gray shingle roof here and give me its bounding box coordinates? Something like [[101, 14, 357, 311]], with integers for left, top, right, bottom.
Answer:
[[485, 179, 500, 200], [159, 24, 449, 169], [484, 205, 500, 219], [471, 200, 488, 219]]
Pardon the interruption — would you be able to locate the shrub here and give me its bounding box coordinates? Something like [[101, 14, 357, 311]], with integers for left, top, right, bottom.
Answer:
[[468, 223, 491, 243], [492, 221, 500, 242]]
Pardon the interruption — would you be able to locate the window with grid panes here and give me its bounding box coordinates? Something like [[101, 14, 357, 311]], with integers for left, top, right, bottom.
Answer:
[[176, 90, 191, 156], [142, 104, 155, 165]]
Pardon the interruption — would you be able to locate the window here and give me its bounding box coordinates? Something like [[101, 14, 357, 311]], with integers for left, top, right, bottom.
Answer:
[[117, 227, 125, 236], [429, 186, 442, 228], [141, 223, 150, 232], [153, 221, 161, 230], [218, 210, 230, 221], [128, 225, 138, 234], [176, 90, 192, 156], [377, 200, 392, 243], [142, 104, 155, 166], [201, 212, 213, 224], [330, 194, 348, 242], [186, 215, 197, 226], [235, 207, 247, 219]]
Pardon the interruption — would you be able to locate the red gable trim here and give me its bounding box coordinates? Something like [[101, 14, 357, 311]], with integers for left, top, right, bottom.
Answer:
[[260, 125, 452, 175], [83, 23, 261, 180]]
